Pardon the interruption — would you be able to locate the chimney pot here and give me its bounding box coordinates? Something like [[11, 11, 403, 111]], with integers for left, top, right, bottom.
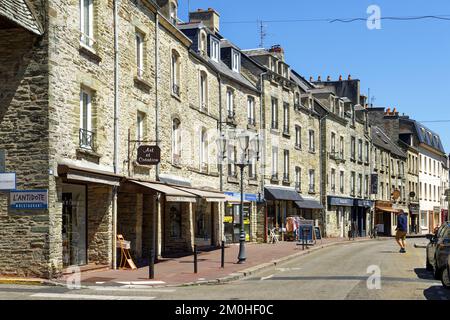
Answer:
[[348, 74, 352, 80], [317, 76, 321, 82], [339, 75, 342, 81], [309, 76, 313, 82], [327, 75, 331, 81]]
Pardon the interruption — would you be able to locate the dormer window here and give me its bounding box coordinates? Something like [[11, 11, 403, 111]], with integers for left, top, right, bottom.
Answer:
[[199, 30, 207, 54], [271, 58, 276, 72], [169, 1, 177, 25], [231, 49, 240, 73], [210, 37, 220, 62]]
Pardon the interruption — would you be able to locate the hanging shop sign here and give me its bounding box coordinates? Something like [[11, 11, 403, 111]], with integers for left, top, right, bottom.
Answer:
[[0, 173, 16, 190], [137, 145, 161, 165], [10, 190, 48, 209]]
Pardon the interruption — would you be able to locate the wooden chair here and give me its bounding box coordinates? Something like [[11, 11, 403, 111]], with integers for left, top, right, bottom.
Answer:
[[117, 234, 137, 270], [269, 228, 279, 244]]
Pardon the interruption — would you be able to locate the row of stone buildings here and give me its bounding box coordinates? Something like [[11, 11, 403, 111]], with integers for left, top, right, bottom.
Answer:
[[0, 0, 448, 278]]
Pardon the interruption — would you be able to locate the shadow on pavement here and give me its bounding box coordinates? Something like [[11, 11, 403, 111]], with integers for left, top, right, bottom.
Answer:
[[423, 285, 450, 300], [414, 268, 435, 280]]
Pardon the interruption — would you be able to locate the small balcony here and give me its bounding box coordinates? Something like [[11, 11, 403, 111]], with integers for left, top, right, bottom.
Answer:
[[282, 125, 289, 136], [283, 174, 290, 183], [79, 128, 95, 151], [329, 150, 345, 163], [271, 173, 279, 182]]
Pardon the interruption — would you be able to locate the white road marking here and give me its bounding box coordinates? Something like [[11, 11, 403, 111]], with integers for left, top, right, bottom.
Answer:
[[31, 293, 155, 300], [275, 267, 302, 272], [261, 274, 274, 281], [92, 286, 176, 292], [95, 282, 105, 284], [115, 281, 166, 285]]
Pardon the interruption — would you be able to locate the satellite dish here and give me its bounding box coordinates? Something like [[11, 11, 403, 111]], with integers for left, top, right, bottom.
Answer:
[[409, 191, 416, 198], [155, 0, 169, 7]]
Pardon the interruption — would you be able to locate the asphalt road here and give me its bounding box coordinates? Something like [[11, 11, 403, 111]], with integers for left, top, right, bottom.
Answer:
[[0, 239, 449, 300]]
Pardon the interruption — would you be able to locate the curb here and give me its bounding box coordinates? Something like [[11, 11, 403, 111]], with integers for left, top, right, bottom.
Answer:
[[3, 238, 388, 289]]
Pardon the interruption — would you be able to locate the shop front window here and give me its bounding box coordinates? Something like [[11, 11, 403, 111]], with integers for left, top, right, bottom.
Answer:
[[169, 204, 182, 238]]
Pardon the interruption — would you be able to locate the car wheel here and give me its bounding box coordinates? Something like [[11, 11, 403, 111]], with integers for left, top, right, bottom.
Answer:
[[441, 267, 450, 289]]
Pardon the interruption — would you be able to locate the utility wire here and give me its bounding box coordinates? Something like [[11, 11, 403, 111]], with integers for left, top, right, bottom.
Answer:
[[222, 14, 450, 24]]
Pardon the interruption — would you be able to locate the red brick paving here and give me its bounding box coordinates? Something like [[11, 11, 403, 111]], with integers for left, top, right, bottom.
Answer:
[[59, 237, 363, 286]]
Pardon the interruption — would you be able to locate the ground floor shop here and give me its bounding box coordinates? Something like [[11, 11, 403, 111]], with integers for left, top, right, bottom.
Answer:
[[409, 203, 420, 234]]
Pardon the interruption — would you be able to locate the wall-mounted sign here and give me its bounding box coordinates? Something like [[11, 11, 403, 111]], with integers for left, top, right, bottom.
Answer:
[[10, 190, 48, 209], [0, 173, 16, 190], [137, 145, 161, 165]]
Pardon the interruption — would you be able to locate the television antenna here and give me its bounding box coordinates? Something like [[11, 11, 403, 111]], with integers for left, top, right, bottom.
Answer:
[[258, 20, 267, 48]]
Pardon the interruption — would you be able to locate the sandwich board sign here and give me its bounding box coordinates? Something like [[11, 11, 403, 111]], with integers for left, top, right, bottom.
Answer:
[[10, 190, 48, 209]]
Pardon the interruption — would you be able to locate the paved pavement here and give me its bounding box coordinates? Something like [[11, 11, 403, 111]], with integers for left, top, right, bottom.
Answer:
[[56, 237, 365, 287], [0, 239, 448, 300]]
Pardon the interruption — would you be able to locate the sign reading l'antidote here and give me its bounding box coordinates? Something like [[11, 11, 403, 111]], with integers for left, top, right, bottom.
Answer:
[[10, 190, 48, 209]]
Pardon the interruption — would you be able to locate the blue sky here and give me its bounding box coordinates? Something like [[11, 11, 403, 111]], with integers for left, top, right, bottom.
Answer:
[[178, 0, 450, 152]]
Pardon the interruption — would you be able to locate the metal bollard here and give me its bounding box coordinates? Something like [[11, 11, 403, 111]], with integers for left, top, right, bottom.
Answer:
[[149, 249, 155, 279], [221, 241, 225, 268], [194, 245, 198, 274]]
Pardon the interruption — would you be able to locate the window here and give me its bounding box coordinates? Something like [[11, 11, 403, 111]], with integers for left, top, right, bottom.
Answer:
[[79, 88, 94, 150], [169, 204, 182, 238], [172, 118, 181, 164], [272, 147, 278, 180], [80, 0, 94, 47], [381, 182, 384, 199], [283, 103, 289, 134], [283, 150, 289, 181], [331, 169, 336, 193], [420, 211, 427, 227], [200, 129, 208, 172], [339, 101, 344, 118], [199, 71, 207, 110], [226, 89, 234, 118], [199, 31, 207, 54], [340, 171, 344, 193], [271, 98, 278, 129], [309, 170, 315, 193], [294, 92, 300, 108], [340, 136, 344, 158], [295, 126, 301, 148], [331, 132, 336, 153], [247, 97, 255, 125], [171, 50, 180, 96], [231, 49, 240, 72], [358, 174, 362, 196], [249, 157, 257, 179], [210, 37, 220, 62], [136, 112, 145, 144], [169, 1, 177, 24], [365, 141, 369, 162], [351, 172, 356, 195], [364, 175, 369, 197], [228, 145, 237, 177], [136, 32, 144, 78], [295, 167, 301, 191], [351, 136, 356, 160], [358, 139, 363, 162], [309, 130, 315, 152]]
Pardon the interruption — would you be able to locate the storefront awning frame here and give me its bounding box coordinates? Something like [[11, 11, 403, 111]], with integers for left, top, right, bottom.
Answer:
[[127, 180, 197, 203], [58, 163, 122, 186]]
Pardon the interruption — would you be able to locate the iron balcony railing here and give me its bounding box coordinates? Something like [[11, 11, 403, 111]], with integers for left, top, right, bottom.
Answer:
[[79, 128, 95, 151]]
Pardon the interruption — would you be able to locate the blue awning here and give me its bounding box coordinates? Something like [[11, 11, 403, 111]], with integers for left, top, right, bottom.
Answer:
[[295, 199, 323, 210]]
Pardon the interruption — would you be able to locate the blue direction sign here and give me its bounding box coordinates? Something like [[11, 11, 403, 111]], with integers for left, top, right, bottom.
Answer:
[[10, 190, 48, 209]]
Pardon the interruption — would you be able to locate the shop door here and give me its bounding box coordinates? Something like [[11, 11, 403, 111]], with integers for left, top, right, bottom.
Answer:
[[62, 184, 87, 267], [338, 208, 344, 238], [195, 202, 212, 247]]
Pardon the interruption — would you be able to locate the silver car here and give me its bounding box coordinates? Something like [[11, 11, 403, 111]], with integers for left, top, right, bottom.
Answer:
[[443, 254, 450, 289], [426, 222, 450, 281]]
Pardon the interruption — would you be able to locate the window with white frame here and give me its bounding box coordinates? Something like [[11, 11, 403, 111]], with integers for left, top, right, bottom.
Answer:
[[365, 141, 369, 162], [365, 175, 369, 196], [309, 170, 315, 193], [231, 49, 240, 72], [358, 174, 362, 196], [226, 89, 234, 118], [331, 169, 336, 193], [271, 98, 278, 129], [358, 139, 363, 161], [136, 112, 145, 144], [295, 126, 301, 148], [351, 136, 356, 159], [171, 50, 180, 96], [136, 32, 144, 78], [169, 1, 177, 24], [340, 171, 344, 193], [331, 132, 336, 153], [247, 96, 255, 125], [199, 71, 207, 110], [309, 130, 315, 152], [249, 156, 257, 179], [283, 150, 289, 181], [351, 171, 356, 195], [283, 103, 289, 134], [200, 129, 208, 171], [295, 167, 301, 191], [80, 0, 94, 47], [228, 145, 237, 177], [172, 118, 181, 164], [79, 88, 93, 150], [210, 37, 220, 62], [272, 146, 278, 179], [199, 31, 207, 54], [340, 136, 344, 158]]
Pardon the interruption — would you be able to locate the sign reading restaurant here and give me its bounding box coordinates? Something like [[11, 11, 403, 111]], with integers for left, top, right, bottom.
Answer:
[[137, 145, 161, 165], [10, 190, 48, 209]]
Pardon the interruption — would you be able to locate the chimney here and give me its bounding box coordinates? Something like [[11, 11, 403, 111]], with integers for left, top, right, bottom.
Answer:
[[386, 107, 391, 115], [339, 75, 343, 81], [348, 74, 352, 80], [189, 8, 220, 33], [327, 75, 331, 81], [317, 76, 322, 82], [393, 107, 397, 115], [269, 45, 285, 60], [309, 76, 313, 82]]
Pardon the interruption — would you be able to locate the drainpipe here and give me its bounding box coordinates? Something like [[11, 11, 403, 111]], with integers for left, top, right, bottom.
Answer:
[[319, 112, 328, 237], [259, 72, 267, 242], [112, 0, 120, 270], [155, 13, 160, 181], [218, 73, 223, 192]]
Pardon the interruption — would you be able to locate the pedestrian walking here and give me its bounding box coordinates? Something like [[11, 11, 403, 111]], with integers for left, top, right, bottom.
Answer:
[[395, 210, 408, 253]]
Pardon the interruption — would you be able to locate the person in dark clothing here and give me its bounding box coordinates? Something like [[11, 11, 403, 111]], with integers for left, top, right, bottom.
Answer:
[[395, 210, 408, 253]]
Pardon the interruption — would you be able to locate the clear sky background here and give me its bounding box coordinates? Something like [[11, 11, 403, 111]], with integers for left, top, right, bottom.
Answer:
[[178, 0, 450, 152]]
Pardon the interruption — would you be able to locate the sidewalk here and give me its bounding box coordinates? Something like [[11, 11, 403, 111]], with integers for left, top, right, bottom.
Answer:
[[54, 237, 377, 288]]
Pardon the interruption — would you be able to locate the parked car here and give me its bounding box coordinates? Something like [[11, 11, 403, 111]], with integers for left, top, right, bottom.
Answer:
[[426, 222, 450, 280], [443, 255, 450, 289]]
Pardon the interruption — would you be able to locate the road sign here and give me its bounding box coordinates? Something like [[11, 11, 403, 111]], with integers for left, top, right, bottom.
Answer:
[[10, 190, 48, 209], [0, 173, 16, 190]]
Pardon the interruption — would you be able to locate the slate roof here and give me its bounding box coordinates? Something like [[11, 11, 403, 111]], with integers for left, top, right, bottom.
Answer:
[[0, 0, 42, 35], [413, 120, 445, 154], [371, 126, 407, 158], [290, 69, 315, 91]]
